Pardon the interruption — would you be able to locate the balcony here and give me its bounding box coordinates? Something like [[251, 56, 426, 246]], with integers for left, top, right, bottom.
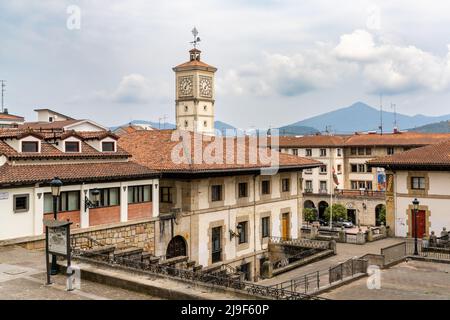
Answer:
[[303, 189, 385, 199]]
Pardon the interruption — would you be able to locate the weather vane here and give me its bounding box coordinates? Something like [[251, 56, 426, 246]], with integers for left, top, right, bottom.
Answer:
[[190, 27, 201, 49]]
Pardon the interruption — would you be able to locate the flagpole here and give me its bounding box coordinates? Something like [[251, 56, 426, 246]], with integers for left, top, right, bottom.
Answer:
[[329, 148, 333, 229]]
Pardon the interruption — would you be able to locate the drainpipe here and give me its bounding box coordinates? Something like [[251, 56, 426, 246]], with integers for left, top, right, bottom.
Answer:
[[253, 174, 257, 281]]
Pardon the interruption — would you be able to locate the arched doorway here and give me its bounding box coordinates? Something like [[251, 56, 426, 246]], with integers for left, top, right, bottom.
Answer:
[[318, 201, 329, 220], [304, 200, 315, 209], [375, 204, 386, 226], [166, 236, 187, 259]]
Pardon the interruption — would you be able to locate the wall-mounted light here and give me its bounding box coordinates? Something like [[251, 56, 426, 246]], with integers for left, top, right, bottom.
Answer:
[[229, 224, 243, 241], [84, 188, 100, 212]]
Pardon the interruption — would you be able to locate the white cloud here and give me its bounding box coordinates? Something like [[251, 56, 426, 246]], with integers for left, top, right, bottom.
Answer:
[[220, 28, 450, 97], [93, 74, 170, 104]]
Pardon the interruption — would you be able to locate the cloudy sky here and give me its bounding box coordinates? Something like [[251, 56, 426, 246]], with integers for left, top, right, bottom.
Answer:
[[2, 1, 450, 130]]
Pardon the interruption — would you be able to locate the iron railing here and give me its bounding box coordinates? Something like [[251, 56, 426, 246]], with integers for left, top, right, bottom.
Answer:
[[272, 248, 320, 270], [71, 249, 325, 300], [406, 238, 450, 261]]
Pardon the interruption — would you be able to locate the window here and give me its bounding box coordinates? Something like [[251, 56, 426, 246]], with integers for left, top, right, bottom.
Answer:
[[366, 148, 372, 155], [292, 149, 298, 156], [102, 142, 115, 152], [261, 180, 271, 195], [358, 164, 366, 173], [238, 263, 251, 281], [184, 105, 188, 112], [49, 117, 54, 122], [261, 217, 270, 238], [13, 194, 29, 213], [358, 181, 366, 189], [358, 147, 365, 155], [22, 141, 38, 152], [387, 147, 395, 155], [281, 178, 290, 193], [304, 168, 313, 175], [184, 120, 188, 127], [203, 121, 207, 127], [320, 165, 327, 174], [65, 141, 80, 152], [92, 188, 120, 207], [351, 181, 358, 190], [319, 181, 327, 193], [128, 185, 152, 204], [337, 164, 342, 174], [305, 180, 313, 192], [351, 164, 358, 173], [337, 148, 342, 157], [211, 185, 223, 202], [160, 187, 172, 203], [238, 182, 248, 198], [305, 149, 312, 157], [44, 191, 80, 213], [350, 147, 357, 155], [320, 149, 327, 157], [203, 105, 207, 111], [238, 221, 248, 244], [211, 227, 222, 263], [411, 177, 426, 190], [366, 181, 373, 190]]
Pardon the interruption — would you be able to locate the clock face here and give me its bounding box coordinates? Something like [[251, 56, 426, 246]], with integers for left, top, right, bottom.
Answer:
[[199, 76, 212, 98], [179, 76, 193, 97]]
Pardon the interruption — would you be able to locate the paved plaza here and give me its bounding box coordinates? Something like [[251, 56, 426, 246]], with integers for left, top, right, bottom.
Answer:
[[0, 246, 160, 300], [259, 238, 404, 286], [321, 260, 450, 300]]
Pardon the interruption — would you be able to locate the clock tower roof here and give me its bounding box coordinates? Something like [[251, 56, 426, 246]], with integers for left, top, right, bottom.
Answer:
[[173, 48, 217, 73]]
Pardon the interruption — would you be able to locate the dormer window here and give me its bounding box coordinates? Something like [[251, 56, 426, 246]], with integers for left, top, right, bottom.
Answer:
[[102, 141, 115, 152], [22, 141, 39, 153], [65, 141, 80, 153]]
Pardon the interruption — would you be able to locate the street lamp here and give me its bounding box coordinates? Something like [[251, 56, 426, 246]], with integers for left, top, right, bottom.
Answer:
[[413, 198, 420, 255], [84, 188, 101, 211], [50, 177, 63, 275]]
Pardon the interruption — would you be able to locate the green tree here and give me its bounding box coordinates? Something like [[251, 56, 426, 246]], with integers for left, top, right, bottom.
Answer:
[[324, 204, 347, 222], [376, 205, 386, 226], [303, 208, 318, 224]]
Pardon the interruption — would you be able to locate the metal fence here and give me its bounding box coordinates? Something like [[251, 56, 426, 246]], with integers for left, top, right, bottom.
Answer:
[[270, 269, 330, 295], [269, 237, 330, 250], [71, 249, 325, 300], [406, 239, 450, 261], [329, 258, 368, 283]]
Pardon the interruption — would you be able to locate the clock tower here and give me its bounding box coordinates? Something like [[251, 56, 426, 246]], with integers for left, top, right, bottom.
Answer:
[[173, 37, 217, 135]]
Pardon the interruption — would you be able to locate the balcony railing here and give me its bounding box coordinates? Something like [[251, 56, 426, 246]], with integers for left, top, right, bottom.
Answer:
[[303, 189, 385, 198]]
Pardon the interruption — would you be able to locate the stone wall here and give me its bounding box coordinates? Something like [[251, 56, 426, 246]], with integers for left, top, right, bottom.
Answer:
[[72, 220, 156, 253]]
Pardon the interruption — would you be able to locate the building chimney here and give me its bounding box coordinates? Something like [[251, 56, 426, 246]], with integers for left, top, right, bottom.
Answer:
[[3, 108, 8, 114]]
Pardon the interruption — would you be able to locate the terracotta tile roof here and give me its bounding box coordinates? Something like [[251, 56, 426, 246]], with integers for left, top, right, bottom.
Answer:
[[368, 139, 450, 168], [0, 113, 24, 121], [19, 120, 81, 130], [344, 132, 450, 146], [118, 130, 322, 174], [0, 162, 158, 186], [0, 129, 128, 160]]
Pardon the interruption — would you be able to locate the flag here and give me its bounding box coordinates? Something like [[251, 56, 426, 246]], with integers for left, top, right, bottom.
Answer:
[[332, 168, 339, 186]]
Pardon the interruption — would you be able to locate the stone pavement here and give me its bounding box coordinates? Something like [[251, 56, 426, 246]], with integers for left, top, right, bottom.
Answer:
[[259, 238, 404, 286], [0, 246, 160, 300], [320, 260, 450, 300]]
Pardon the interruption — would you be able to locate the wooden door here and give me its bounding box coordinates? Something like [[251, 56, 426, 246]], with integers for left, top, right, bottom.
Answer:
[[411, 210, 426, 238], [282, 212, 290, 240]]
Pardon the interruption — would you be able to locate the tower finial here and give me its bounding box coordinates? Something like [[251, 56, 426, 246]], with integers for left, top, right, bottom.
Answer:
[[190, 27, 201, 49]]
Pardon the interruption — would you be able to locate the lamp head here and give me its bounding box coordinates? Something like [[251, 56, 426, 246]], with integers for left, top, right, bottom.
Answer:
[[412, 198, 420, 211], [50, 177, 63, 197]]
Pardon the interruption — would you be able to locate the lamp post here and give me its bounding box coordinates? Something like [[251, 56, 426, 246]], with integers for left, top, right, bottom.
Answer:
[[413, 198, 420, 256], [50, 177, 63, 275]]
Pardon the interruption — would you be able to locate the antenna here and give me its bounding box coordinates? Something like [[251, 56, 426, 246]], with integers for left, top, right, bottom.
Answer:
[[379, 94, 383, 135], [391, 103, 397, 130], [0, 80, 6, 113], [190, 27, 201, 49]]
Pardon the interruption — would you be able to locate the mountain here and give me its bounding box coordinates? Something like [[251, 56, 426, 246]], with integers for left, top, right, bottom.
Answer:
[[408, 120, 450, 133], [285, 102, 450, 134], [276, 125, 320, 136], [111, 120, 236, 133]]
